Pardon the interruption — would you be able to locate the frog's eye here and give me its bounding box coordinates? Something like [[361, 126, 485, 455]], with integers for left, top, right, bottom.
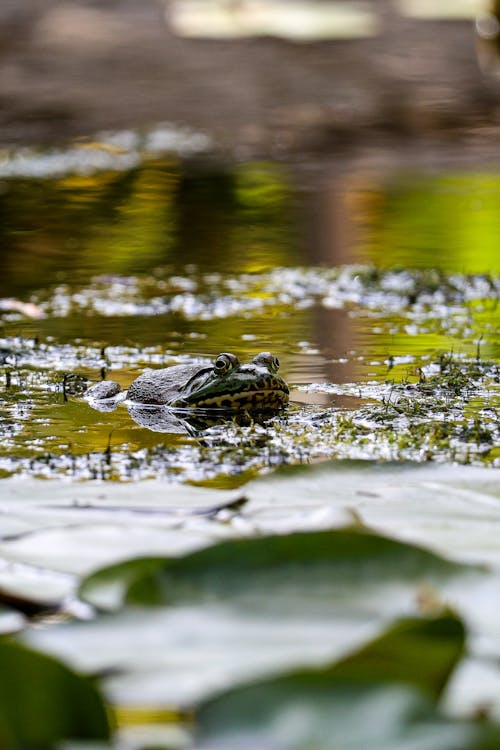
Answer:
[[214, 352, 239, 375], [252, 352, 280, 373]]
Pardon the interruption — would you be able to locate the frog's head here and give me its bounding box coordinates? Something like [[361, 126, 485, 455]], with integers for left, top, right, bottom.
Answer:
[[172, 352, 289, 411]]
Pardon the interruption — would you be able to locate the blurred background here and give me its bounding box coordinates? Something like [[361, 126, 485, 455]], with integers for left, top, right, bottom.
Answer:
[[1, 0, 500, 394], [1, 0, 500, 154]]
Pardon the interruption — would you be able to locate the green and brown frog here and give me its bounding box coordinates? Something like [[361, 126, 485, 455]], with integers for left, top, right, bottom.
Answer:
[[85, 351, 289, 413]]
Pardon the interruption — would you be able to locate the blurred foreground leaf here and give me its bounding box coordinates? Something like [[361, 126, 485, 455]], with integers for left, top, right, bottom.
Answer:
[[0, 641, 110, 749], [20, 518, 500, 720], [193, 615, 499, 750], [196, 682, 500, 750], [79, 527, 462, 611], [331, 614, 464, 700], [242, 461, 500, 564], [19, 528, 481, 709]]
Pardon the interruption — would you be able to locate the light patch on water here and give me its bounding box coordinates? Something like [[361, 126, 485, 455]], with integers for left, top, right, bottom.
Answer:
[[398, 0, 485, 19], [0, 125, 211, 180]]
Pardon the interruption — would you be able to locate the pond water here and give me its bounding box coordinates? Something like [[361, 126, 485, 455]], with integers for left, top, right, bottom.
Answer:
[[0, 148, 499, 484]]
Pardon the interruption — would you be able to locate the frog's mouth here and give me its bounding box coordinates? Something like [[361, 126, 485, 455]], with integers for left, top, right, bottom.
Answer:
[[190, 385, 289, 411], [176, 372, 290, 411]]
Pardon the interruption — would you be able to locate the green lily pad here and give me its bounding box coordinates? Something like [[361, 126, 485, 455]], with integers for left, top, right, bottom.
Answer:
[[194, 615, 477, 750], [1, 462, 498, 613], [195, 681, 497, 750], [0, 641, 109, 749], [330, 614, 465, 699], [21, 529, 480, 710], [0, 476, 237, 514], [0, 477, 238, 608], [241, 461, 500, 564], [8, 463, 500, 719], [79, 527, 463, 611]]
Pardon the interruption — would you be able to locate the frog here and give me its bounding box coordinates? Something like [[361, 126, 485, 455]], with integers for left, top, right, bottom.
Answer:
[[85, 351, 289, 412]]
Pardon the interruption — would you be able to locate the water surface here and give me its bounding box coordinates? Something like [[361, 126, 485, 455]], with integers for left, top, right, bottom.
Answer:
[[0, 152, 498, 483]]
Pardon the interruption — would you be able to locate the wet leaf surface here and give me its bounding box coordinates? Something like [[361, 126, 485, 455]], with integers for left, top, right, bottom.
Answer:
[[78, 526, 464, 611], [0, 641, 110, 749], [241, 461, 500, 563], [193, 615, 480, 750], [15, 524, 485, 709], [7, 462, 500, 731]]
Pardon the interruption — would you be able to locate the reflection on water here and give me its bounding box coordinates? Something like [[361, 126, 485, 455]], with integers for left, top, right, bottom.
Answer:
[[0, 160, 297, 299], [350, 173, 500, 273], [2, 159, 499, 291], [0, 155, 498, 481]]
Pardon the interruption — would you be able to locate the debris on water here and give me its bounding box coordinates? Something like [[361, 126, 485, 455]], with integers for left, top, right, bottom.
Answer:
[[0, 259, 498, 483], [0, 300, 44, 320], [0, 348, 498, 483], [21, 266, 500, 325], [0, 125, 211, 179]]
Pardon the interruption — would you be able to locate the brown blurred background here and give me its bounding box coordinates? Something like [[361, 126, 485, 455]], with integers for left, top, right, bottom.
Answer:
[[1, 0, 500, 155]]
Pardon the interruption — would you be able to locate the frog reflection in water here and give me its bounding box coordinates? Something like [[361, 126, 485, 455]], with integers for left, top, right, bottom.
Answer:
[[85, 352, 289, 432]]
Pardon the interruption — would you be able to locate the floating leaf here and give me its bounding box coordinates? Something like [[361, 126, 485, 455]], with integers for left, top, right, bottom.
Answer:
[[195, 683, 491, 750], [193, 615, 500, 750], [0, 478, 237, 598], [242, 461, 500, 564], [331, 614, 465, 699], [20, 528, 479, 710], [79, 527, 463, 611], [8, 465, 500, 718], [0, 641, 110, 749]]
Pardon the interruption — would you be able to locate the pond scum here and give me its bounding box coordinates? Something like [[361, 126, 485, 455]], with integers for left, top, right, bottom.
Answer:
[[0, 348, 498, 483], [0, 264, 498, 482]]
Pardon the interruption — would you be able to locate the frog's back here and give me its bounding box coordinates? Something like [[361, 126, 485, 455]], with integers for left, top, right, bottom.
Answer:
[[127, 364, 200, 405]]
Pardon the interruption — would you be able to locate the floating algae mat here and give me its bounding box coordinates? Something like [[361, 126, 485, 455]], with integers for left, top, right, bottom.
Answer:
[[0, 261, 498, 481], [0, 146, 499, 748]]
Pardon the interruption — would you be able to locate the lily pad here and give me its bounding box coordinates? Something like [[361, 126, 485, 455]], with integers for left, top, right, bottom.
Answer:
[[21, 528, 480, 709], [0, 641, 109, 749], [7, 463, 500, 719], [0, 475, 238, 518], [193, 615, 477, 750], [195, 686, 500, 749], [0, 477, 238, 606], [79, 526, 464, 611], [191, 616, 500, 750], [241, 461, 500, 564]]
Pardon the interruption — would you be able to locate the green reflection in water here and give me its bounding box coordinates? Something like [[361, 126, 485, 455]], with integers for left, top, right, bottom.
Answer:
[[354, 173, 500, 274], [0, 159, 297, 300]]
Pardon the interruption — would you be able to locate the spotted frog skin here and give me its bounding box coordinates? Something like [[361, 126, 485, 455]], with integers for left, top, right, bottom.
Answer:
[[86, 352, 289, 412]]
